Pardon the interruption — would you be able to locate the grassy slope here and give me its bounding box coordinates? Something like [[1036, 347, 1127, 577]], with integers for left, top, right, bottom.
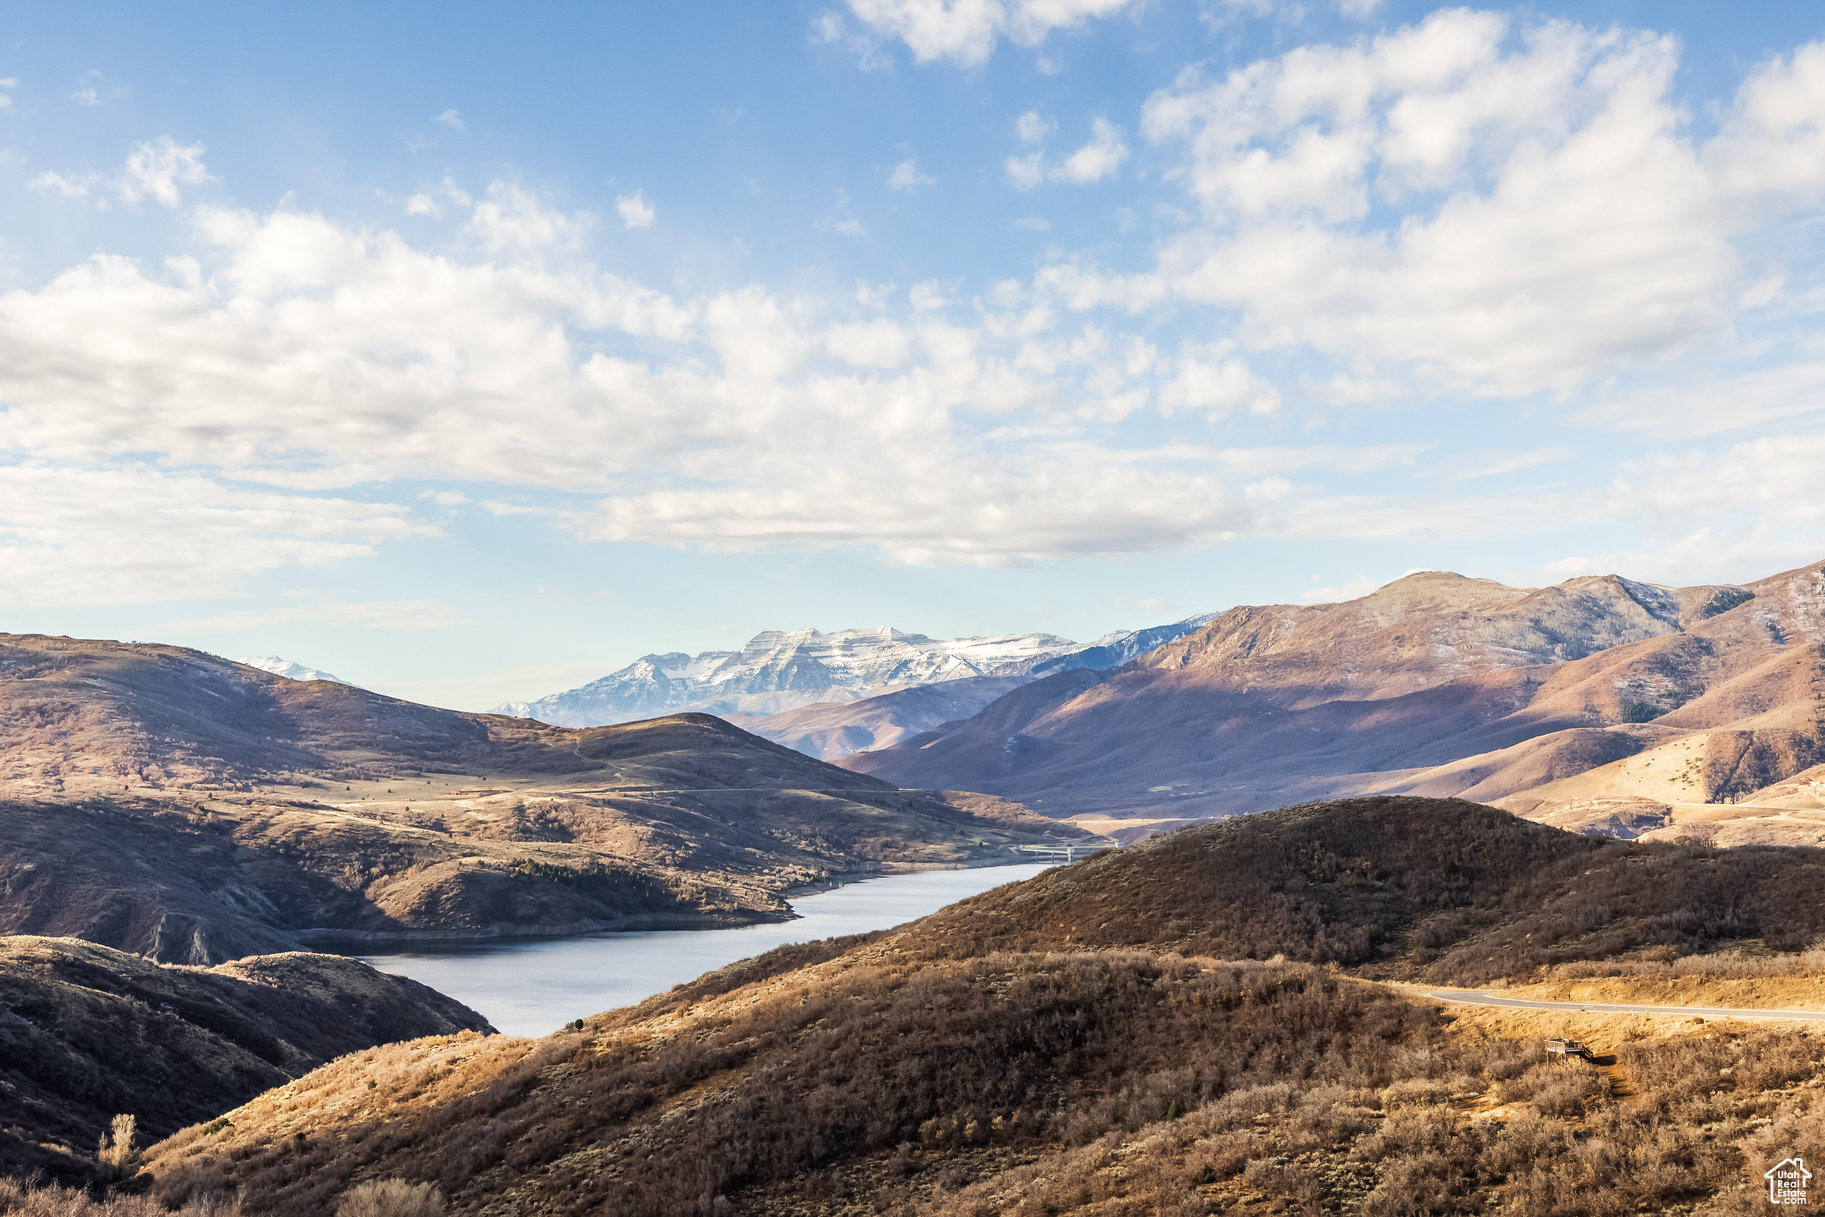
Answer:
[[141, 797, 1825, 1217]]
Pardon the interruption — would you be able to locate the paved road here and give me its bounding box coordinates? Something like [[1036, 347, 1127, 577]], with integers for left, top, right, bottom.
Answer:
[[1426, 989, 1825, 1022]]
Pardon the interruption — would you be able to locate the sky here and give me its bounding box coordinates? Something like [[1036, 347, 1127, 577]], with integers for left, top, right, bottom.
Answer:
[[2, 0, 1824, 710]]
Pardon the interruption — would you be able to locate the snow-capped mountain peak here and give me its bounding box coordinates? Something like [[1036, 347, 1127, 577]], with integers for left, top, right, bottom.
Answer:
[[237, 655, 350, 685], [492, 615, 1218, 730]]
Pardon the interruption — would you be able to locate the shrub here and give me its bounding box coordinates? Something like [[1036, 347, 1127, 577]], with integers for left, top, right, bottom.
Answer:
[[334, 1179, 446, 1217], [97, 1113, 137, 1178]]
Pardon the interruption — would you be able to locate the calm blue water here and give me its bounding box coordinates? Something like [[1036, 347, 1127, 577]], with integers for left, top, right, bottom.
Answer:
[[361, 864, 1050, 1036]]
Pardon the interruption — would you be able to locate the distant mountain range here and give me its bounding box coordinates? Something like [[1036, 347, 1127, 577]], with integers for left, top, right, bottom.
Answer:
[[235, 654, 349, 685], [844, 561, 1825, 847], [493, 616, 1216, 735]]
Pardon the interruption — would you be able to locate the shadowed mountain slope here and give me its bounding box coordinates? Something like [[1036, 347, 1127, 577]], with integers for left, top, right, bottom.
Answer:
[[845, 562, 1825, 837], [898, 797, 1825, 982], [725, 675, 1030, 759], [0, 635, 1088, 963], [139, 797, 1825, 1217], [0, 936, 488, 1184]]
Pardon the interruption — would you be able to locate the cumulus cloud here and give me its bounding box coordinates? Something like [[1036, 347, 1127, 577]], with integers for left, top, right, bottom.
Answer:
[[12, 18, 1825, 597], [1007, 116, 1129, 187], [615, 189, 656, 229], [0, 181, 1364, 581], [1025, 14, 1825, 399], [435, 108, 466, 131], [839, 0, 1141, 67], [1051, 117, 1129, 183]]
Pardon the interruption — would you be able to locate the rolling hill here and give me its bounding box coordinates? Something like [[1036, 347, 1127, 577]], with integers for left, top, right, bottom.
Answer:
[[135, 797, 1825, 1217], [0, 936, 488, 1184], [845, 561, 1825, 844], [0, 634, 1089, 963]]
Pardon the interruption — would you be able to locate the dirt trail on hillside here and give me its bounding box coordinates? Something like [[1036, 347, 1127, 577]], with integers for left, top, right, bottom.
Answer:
[[1426, 989, 1825, 1022]]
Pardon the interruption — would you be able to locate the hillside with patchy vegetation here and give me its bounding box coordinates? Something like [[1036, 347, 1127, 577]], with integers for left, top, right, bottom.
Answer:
[[0, 634, 1089, 963], [0, 936, 488, 1186], [136, 797, 1825, 1216]]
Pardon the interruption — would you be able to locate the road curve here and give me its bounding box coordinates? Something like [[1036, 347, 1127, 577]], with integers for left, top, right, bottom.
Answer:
[[1426, 989, 1825, 1022]]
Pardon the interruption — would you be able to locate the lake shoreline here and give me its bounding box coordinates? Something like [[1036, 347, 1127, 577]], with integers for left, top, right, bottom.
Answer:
[[310, 856, 1049, 957], [356, 863, 1055, 1035]]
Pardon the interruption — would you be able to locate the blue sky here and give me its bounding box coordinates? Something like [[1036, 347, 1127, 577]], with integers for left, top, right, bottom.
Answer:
[[2, 0, 1823, 709]]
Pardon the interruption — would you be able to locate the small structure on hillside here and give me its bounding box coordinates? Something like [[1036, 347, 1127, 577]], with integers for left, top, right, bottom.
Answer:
[[1545, 1038, 1591, 1063]]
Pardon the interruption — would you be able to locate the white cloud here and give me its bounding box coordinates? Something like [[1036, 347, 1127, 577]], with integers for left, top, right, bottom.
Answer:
[[435, 108, 466, 131], [1158, 344, 1280, 416], [1026, 15, 1825, 400], [887, 158, 933, 190], [815, 189, 868, 236], [1539, 430, 1825, 586], [1051, 117, 1129, 184], [1007, 117, 1130, 188], [1015, 109, 1053, 143], [825, 319, 911, 366], [1015, 215, 1051, 231], [28, 172, 90, 199], [615, 189, 656, 229], [0, 465, 429, 609], [841, 0, 1141, 67], [404, 193, 441, 217], [465, 181, 590, 251], [118, 136, 210, 207], [0, 183, 1331, 576], [1005, 149, 1046, 189]]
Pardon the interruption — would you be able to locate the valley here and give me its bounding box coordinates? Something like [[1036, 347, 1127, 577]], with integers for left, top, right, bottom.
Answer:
[[127, 797, 1825, 1216], [0, 634, 1092, 964]]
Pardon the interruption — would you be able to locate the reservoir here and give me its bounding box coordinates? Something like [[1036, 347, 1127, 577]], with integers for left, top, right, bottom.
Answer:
[[361, 863, 1051, 1036]]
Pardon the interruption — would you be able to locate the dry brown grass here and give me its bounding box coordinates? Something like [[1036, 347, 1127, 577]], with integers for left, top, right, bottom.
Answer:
[[0, 1177, 237, 1217]]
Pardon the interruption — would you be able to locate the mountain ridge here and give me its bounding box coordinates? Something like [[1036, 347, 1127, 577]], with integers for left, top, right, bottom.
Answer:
[[843, 560, 1825, 843], [493, 614, 1216, 731]]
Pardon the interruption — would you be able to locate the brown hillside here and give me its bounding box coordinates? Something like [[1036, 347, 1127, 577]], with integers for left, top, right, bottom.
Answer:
[[0, 635, 1089, 962], [898, 797, 1825, 982], [140, 797, 1825, 1217], [0, 936, 487, 1184], [845, 561, 1825, 840]]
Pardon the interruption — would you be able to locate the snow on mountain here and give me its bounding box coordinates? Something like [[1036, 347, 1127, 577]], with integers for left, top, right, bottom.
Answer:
[[493, 626, 1084, 727], [493, 616, 1220, 729], [237, 655, 350, 685], [1021, 614, 1220, 678]]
